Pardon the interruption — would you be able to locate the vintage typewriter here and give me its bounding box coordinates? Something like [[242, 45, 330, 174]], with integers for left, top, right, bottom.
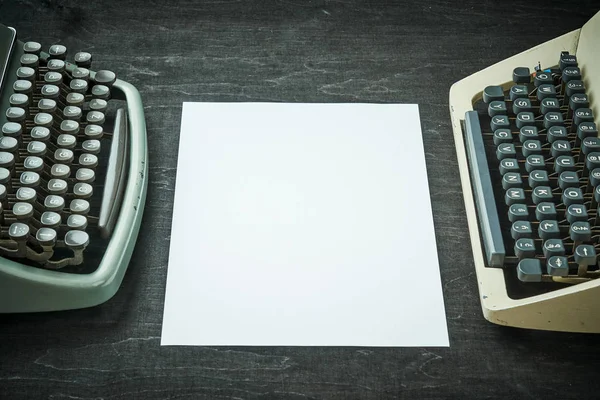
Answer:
[[0, 24, 148, 312], [450, 11, 600, 332]]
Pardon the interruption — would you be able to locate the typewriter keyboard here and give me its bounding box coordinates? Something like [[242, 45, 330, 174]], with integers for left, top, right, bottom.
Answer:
[[465, 51, 599, 295], [0, 41, 126, 271]]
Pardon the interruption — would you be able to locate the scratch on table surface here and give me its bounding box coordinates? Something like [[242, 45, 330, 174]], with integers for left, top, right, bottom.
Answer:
[[443, 272, 475, 289], [418, 350, 443, 379]]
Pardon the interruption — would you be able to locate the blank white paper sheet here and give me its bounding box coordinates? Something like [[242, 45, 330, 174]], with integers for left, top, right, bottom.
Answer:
[[161, 102, 449, 347]]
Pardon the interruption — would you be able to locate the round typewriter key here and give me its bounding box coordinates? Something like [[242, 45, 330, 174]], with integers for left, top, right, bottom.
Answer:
[[41, 84, 60, 98], [16, 66, 35, 81], [73, 183, 93, 199], [84, 124, 103, 139], [91, 84, 110, 100], [82, 140, 101, 154], [57, 134, 77, 149], [70, 79, 88, 94], [47, 179, 68, 195], [27, 141, 47, 156], [30, 127, 51, 141], [44, 71, 63, 84], [9, 222, 30, 240], [67, 214, 88, 230], [66, 92, 85, 107], [0, 168, 10, 184], [36, 228, 57, 247], [95, 70, 116, 86], [23, 41, 41, 55], [6, 107, 26, 122], [20, 53, 38, 67], [9, 93, 29, 107], [76, 168, 95, 183], [79, 153, 98, 168], [65, 230, 90, 250], [60, 120, 80, 135], [0, 152, 15, 168], [54, 149, 74, 164], [13, 202, 34, 220], [0, 184, 6, 200], [543, 239, 565, 259], [566, 204, 588, 223], [38, 98, 57, 113], [40, 211, 61, 228], [74, 52, 92, 67], [69, 199, 90, 215], [2, 122, 22, 137], [34, 112, 53, 128], [16, 187, 37, 203], [23, 156, 44, 172], [50, 164, 71, 179], [44, 195, 65, 212], [514, 238, 536, 259], [89, 99, 108, 112], [72, 67, 90, 80], [86, 111, 105, 125], [0, 137, 18, 153], [48, 44, 67, 59], [20, 171, 40, 187], [570, 221, 591, 242], [63, 106, 82, 121], [547, 256, 569, 276], [517, 259, 542, 282], [508, 204, 528, 222]]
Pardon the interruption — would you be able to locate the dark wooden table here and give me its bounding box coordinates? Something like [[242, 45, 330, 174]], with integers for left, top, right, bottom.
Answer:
[[1, 1, 599, 398]]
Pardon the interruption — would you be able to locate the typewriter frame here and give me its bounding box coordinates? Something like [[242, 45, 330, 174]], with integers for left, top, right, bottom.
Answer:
[[0, 35, 149, 313], [449, 11, 600, 332]]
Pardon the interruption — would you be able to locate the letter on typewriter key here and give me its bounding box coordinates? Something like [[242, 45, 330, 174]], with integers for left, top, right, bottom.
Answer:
[[44, 195, 65, 212], [528, 170, 549, 188], [559, 52, 577, 70], [547, 126, 568, 143], [500, 158, 520, 175], [525, 155, 544, 173], [502, 173, 522, 190], [536, 202, 557, 221], [558, 171, 579, 189], [540, 98, 560, 114], [516, 112, 535, 128], [67, 214, 87, 230], [532, 186, 554, 204], [554, 156, 576, 173], [493, 129, 512, 145], [36, 227, 57, 247], [562, 188, 584, 206], [519, 126, 538, 143], [510, 85, 528, 101], [534, 72, 553, 87], [562, 67, 581, 83], [537, 84, 556, 101], [505, 188, 526, 205], [517, 259, 542, 282], [544, 112, 563, 129], [551, 140, 572, 158], [570, 94, 589, 111], [522, 140, 542, 157], [490, 115, 510, 131], [547, 256, 569, 276], [496, 143, 516, 160], [512, 98, 532, 115]]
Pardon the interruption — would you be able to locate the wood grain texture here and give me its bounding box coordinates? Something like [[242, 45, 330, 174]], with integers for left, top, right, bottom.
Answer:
[[0, 1, 599, 398]]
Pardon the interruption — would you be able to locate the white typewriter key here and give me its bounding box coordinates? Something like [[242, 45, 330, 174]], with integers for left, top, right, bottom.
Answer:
[[0, 184, 6, 201], [79, 153, 98, 168], [8, 222, 29, 240], [70, 199, 90, 215], [20, 54, 38, 68], [16, 67, 35, 81], [0, 168, 10, 184], [27, 141, 47, 156], [57, 134, 77, 149], [48, 44, 67, 59], [66, 92, 85, 107], [50, 164, 71, 179], [82, 140, 101, 154], [6, 107, 26, 122], [23, 41, 41, 55], [67, 214, 88, 230], [9, 93, 28, 107], [12, 202, 34, 220], [44, 71, 63, 84], [60, 120, 80, 135], [0, 152, 15, 168], [76, 168, 95, 183], [63, 106, 82, 121], [47, 179, 68, 195], [40, 84, 60, 98], [94, 70, 116, 86], [86, 111, 105, 125], [38, 98, 57, 113], [69, 79, 88, 94], [54, 148, 74, 164], [16, 187, 37, 203], [36, 228, 57, 247], [73, 183, 93, 199], [0, 137, 19, 153], [40, 211, 61, 228], [72, 67, 90, 80], [91, 84, 110, 100], [64, 230, 90, 250], [34, 112, 53, 127], [89, 99, 107, 112], [30, 127, 51, 141], [44, 195, 65, 212], [74, 52, 92, 68], [13, 79, 32, 94], [84, 124, 103, 139], [1, 122, 21, 137], [23, 156, 44, 172], [19, 171, 40, 187]]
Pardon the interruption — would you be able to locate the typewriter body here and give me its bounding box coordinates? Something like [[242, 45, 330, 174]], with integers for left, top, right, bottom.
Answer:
[[450, 11, 600, 332], [0, 24, 148, 312]]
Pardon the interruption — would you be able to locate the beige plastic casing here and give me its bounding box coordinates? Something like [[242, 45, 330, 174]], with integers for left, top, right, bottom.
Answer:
[[449, 11, 600, 332]]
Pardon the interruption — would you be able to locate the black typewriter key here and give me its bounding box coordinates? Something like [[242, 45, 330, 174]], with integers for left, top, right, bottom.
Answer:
[[547, 126, 568, 143], [575, 245, 596, 275], [9, 94, 28, 108], [551, 140, 571, 158], [586, 153, 600, 171], [509, 85, 528, 100], [543, 239, 565, 259], [566, 204, 588, 223], [91, 85, 110, 100], [562, 66, 581, 83], [2, 122, 22, 137], [525, 155, 544, 173], [534, 72, 553, 87], [565, 80, 585, 97], [522, 140, 542, 157], [595, 186, 600, 204], [38, 99, 57, 113], [69, 199, 90, 215], [82, 140, 101, 154], [74, 52, 92, 68], [512, 221, 533, 239], [570, 221, 591, 242], [57, 134, 77, 149], [513, 67, 531, 84], [44, 71, 63, 85], [50, 164, 71, 179], [512, 98, 532, 115], [73, 183, 93, 199], [36, 228, 57, 247], [54, 149, 74, 164], [47, 179, 68, 195], [0, 168, 9, 185], [16, 187, 36, 203], [40, 211, 61, 228], [540, 98, 560, 114], [41, 84, 60, 99], [13, 202, 34, 220], [44, 195, 65, 212], [20, 171, 40, 187], [562, 188, 584, 206], [519, 126, 538, 143], [515, 238, 536, 259], [23, 156, 44, 172], [63, 106, 82, 121], [34, 113, 53, 128], [508, 203, 528, 222], [500, 159, 520, 175], [70, 79, 88, 94], [84, 125, 103, 139], [547, 256, 569, 276], [0, 137, 18, 153], [516, 112, 535, 129], [496, 143, 516, 160], [20, 54, 38, 68], [539, 220, 561, 240], [532, 186, 553, 204], [0, 152, 15, 168], [79, 154, 98, 168], [591, 169, 600, 187], [517, 259, 542, 282], [64, 230, 90, 250], [23, 41, 41, 55], [67, 214, 88, 230], [89, 99, 108, 113], [528, 170, 549, 188], [543, 112, 563, 129], [48, 44, 67, 59], [493, 129, 512, 145], [574, 109, 594, 126], [76, 168, 95, 183], [66, 93, 85, 107], [558, 171, 579, 189], [9, 222, 29, 240], [6, 107, 26, 123], [60, 120, 80, 135], [30, 127, 50, 141], [578, 122, 598, 141], [16, 67, 35, 81], [570, 93, 589, 111], [94, 70, 116, 87], [86, 111, 105, 125], [505, 188, 526, 205], [502, 172, 522, 189], [559, 52, 577, 70], [537, 84, 556, 101], [554, 156, 576, 173]]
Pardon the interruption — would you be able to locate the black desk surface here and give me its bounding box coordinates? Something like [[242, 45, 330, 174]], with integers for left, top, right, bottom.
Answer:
[[1, 1, 599, 398]]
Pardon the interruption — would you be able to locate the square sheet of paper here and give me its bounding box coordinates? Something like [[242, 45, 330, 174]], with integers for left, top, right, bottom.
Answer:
[[161, 102, 449, 347]]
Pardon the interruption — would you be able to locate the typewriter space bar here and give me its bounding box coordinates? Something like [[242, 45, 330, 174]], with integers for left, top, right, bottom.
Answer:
[[464, 111, 505, 267]]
